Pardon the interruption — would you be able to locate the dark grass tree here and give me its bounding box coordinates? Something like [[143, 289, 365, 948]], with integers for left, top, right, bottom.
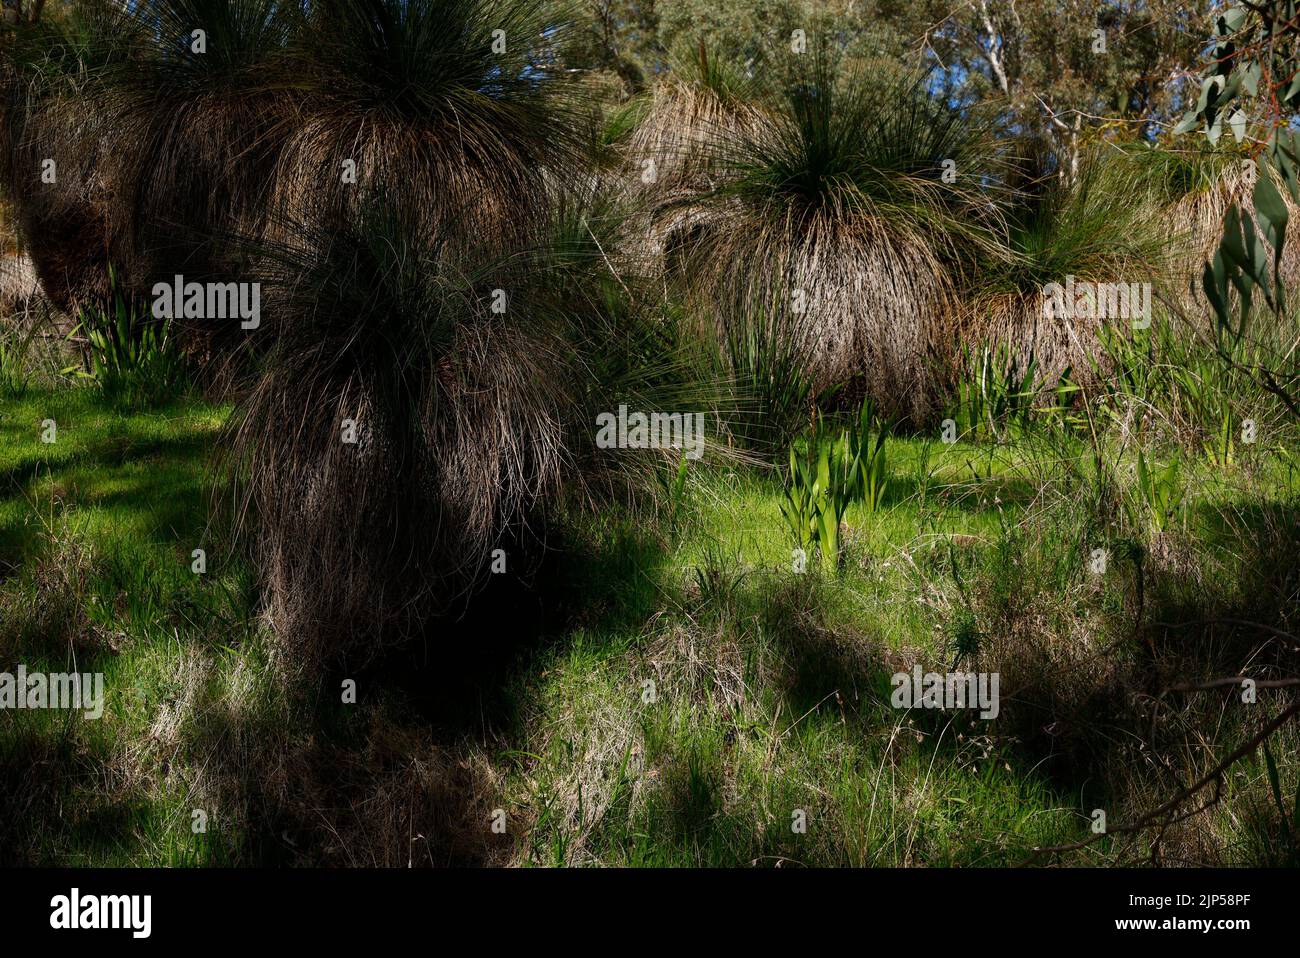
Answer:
[[2, 0, 298, 370], [91, 0, 296, 294], [0, 0, 122, 310], [224, 190, 717, 669], [268, 0, 588, 261]]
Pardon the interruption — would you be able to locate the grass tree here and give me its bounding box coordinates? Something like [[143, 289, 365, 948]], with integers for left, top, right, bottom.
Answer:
[[202, 0, 649, 664], [3, 0, 296, 351], [657, 45, 1008, 426], [626, 43, 766, 200], [88, 0, 295, 324], [962, 144, 1180, 392], [0, 0, 121, 311], [224, 191, 715, 667], [268, 0, 586, 260]]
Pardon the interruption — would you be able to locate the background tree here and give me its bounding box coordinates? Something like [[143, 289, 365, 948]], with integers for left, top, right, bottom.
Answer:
[[1175, 0, 1300, 415], [888, 0, 1211, 176], [553, 0, 665, 98]]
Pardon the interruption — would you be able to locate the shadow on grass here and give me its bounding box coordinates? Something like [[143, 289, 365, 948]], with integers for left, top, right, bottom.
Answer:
[[130, 516, 678, 867], [978, 494, 1300, 848], [0, 431, 216, 559], [357, 516, 673, 735]]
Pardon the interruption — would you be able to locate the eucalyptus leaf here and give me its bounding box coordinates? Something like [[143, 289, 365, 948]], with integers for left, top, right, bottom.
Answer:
[[1229, 108, 1246, 142]]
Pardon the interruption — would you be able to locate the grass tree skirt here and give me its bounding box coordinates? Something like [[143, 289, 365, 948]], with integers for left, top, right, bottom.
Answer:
[[677, 214, 952, 422], [218, 188, 704, 667], [228, 306, 578, 669]]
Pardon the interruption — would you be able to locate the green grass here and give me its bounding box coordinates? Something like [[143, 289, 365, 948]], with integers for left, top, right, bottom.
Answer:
[[0, 386, 249, 864], [1, 382, 1298, 866]]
